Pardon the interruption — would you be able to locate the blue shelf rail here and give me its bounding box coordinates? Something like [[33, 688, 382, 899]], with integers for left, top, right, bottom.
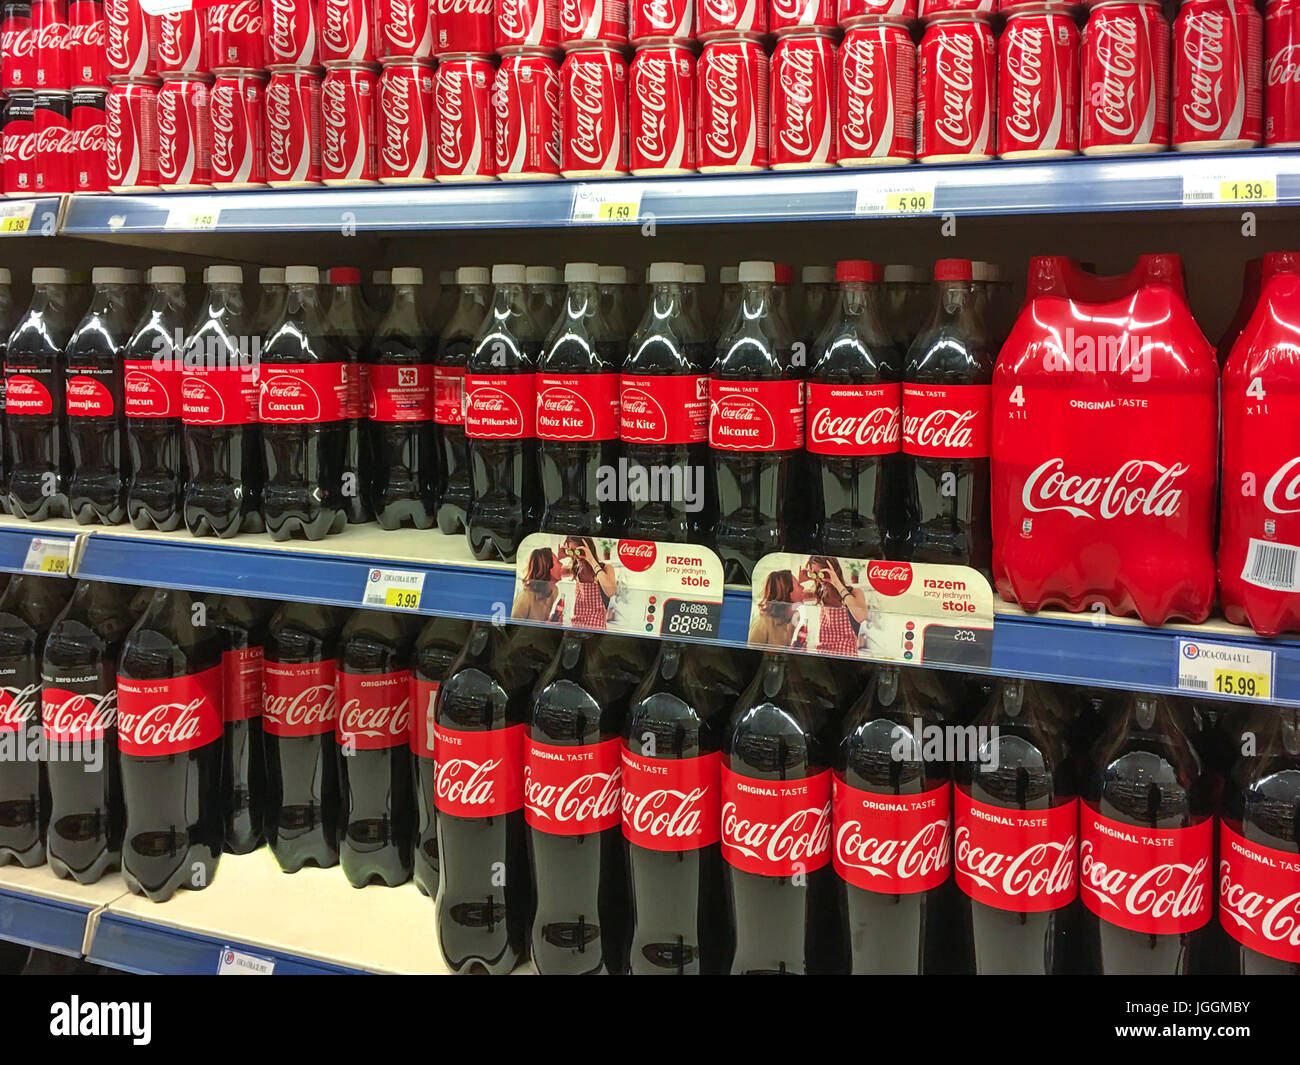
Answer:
[[0, 887, 94, 957], [0, 525, 78, 575]]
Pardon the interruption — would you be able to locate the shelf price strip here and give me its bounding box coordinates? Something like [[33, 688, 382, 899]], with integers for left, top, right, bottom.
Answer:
[[1176, 639, 1275, 701], [0, 200, 36, 234], [570, 185, 644, 224], [23, 537, 71, 575], [1182, 161, 1278, 206], [856, 179, 935, 216], [362, 567, 426, 611], [216, 947, 276, 975]]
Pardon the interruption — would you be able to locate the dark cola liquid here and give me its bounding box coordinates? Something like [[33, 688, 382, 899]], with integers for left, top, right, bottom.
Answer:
[[0, 277, 14, 513], [322, 279, 371, 525], [435, 334, 473, 536], [263, 602, 343, 872]]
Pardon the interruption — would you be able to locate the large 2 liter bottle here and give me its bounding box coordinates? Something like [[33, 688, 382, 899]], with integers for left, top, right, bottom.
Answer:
[[0, 268, 15, 513], [322, 266, 371, 524], [433, 266, 490, 537]]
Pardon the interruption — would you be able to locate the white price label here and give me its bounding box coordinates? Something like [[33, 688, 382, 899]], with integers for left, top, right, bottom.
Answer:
[[164, 205, 221, 231], [1182, 162, 1277, 205], [216, 947, 276, 975], [571, 185, 643, 224], [1177, 639, 1275, 701], [362, 567, 426, 611], [22, 537, 71, 575], [0, 200, 36, 235], [855, 180, 935, 216]]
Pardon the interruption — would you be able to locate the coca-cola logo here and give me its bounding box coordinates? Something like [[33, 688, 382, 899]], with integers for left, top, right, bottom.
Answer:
[[525, 763, 622, 824], [617, 539, 657, 572], [1181, 10, 1227, 134], [105, 0, 131, 67], [955, 824, 1077, 900], [437, 756, 500, 806], [67, 16, 104, 50], [623, 785, 709, 841], [266, 81, 294, 177], [1004, 26, 1045, 144], [1092, 16, 1140, 137], [1267, 43, 1300, 86], [157, 90, 180, 180], [841, 34, 880, 153], [264, 682, 336, 728], [222, 0, 262, 36], [439, 0, 491, 12], [210, 86, 236, 176], [835, 817, 950, 881], [771, 0, 813, 19], [634, 54, 670, 163], [810, 404, 898, 449], [902, 407, 977, 451], [437, 71, 467, 169], [381, 77, 412, 172], [1220, 859, 1300, 950], [118, 698, 207, 749], [1264, 455, 1300, 514], [44, 690, 117, 739], [34, 125, 74, 156], [384, 0, 419, 49], [0, 683, 39, 728], [1022, 457, 1187, 520], [866, 561, 912, 596], [158, 12, 192, 66], [777, 46, 818, 157], [1080, 840, 1209, 923], [700, 0, 737, 20], [321, 77, 350, 174], [338, 694, 409, 740], [560, 0, 593, 36], [35, 21, 66, 50], [497, 0, 525, 37], [267, 0, 301, 57], [71, 122, 106, 153], [641, 0, 676, 30], [721, 799, 832, 864], [569, 58, 609, 167], [935, 32, 977, 147], [2, 26, 34, 60], [320, 0, 357, 54], [703, 50, 742, 159], [104, 95, 123, 178]]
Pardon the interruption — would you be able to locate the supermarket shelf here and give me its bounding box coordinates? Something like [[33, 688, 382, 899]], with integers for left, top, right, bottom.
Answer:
[[58, 151, 1300, 235], [0, 863, 127, 957], [0, 516, 82, 574], [0, 196, 64, 237]]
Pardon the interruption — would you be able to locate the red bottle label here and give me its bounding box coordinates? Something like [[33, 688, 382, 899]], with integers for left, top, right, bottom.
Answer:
[[1079, 804, 1213, 935], [536, 371, 620, 441], [4, 372, 54, 415], [258, 362, 352, 423], [335, 669, 411, 751], [65, 368, 116, 417], [0, 672, 38, 731], [182, 365, 260, 426], [368, 362, 437, 422], [1219, 821, 1300, 963], [117, 665, 224, 757], [464, 372, 536, 439], [434, 722, 527, 818], [832, 778, 951, 893], [619, 373, 709, 445], [42, 687, 118, 743], [720, 764, 833, 877], [953, 788, 1078, 912], [409, 676, 438, 758], [901, 383, 992, 458], [124, 359, 183, 418], [621, 748, 721, 851], [806, 382, 901, 456], [222, 646, 263, 722], [708, 379, 805, 451], [433, 366, 464, 425], [262, 659, 338, 737], [524, 734, 623, 835]]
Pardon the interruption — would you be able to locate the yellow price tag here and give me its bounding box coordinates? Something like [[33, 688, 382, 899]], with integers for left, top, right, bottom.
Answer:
[[597, 202, 638, 222], [384, 587, 421, 610], [1218, 179, 1276, 203], [1213, 668, 1270, 699], [0, 215, 29, 234], [40, 555, 68, 574], [885, 191, 932, 214]]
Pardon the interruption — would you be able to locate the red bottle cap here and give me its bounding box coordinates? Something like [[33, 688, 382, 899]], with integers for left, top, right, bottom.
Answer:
[[934, 258, 973, 281], [774, 263, 794, 284], [836, 260, 882, 283], [329, 267, 362, 285]]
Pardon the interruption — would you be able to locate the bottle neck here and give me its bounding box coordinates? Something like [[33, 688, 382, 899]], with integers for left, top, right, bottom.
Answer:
[[381, 283, 427, 331], [562, 281, 601, 320], [205, 281, 246, 315], [147, 282, 187, 317], [88, 282, 134, 317]]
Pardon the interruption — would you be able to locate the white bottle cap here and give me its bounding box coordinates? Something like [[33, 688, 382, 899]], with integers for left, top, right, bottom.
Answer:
[[564, 262, 600, 284], [208, 265, 243, 285], [884, 265, 926, 283], [457, 266, 490, 285], [439, 270, 455, 286], [0, 268, 11, 285], [684, 264, 706, 285], [91, 267, 131, 285], [31, 267, 69, 285], [599, 265, 628, 285], [149, 266, 185, 285], [525, 265, 560, 285], [492, 264, 527, 284], [738, 261, 776, 284], [285, 265, 319, 285], [720, 266, 739, 285], [647, 262, 686, 284], [802, 265, 835, 285], [259, 267, 285, 285], [392, 266, 423, 286], [372, 269, 391, 285]]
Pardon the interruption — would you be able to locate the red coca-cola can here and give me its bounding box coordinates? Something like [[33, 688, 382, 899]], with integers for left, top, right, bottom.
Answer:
[[837, 23, 915, 164], [208, 0, 265, 70], [34, 0, 70, 89], [434, 54, 495, 180], [376, 0, 432, 59], [265, 67, 322, 185], [838, 0, 916, 26], [321, 62, 377, 183], [1266, 0, 1300, 145], [210, 69, 266, 185], [998, 10, 1079, 158], [919, 0, 992, 19], [771, 0, 834, 37], [319, 0, 374, 63], [157, 75, 211, 188], [559, 0, 627, 47], [697, 0, 765, 41], [492, 51, 560, 178], [434, 0, 493, 54], [104, 0, 154, 80], [33, 87, 71, 190], [377, 59, 434, 181], [629, 42, 694, 173], [560, 44, 626, 175], [697, 35, 768, 170], [156, 7, 206, 76], [917, 16, 996, 161], [71, 84, 105, 189], [3, 1, 37, 92], [1081, 1, 1169, 154], [495, 0, 559, 52], [264, 0, 317, 68], [68, 0, 105, 87], [1173, 0, 1262, 150], [628, 0, 689, 42], [106, 77, 157, 190], [2, 92, 36, 194], [770, 31, 835, 168]]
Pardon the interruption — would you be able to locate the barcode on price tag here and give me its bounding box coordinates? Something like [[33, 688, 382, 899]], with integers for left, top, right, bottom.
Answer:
[[0, 200, 35, 235], [362, 567, 425, 611], [1177, 639, 1274, 701], [216, 947, 275, 975], [571, 185, 643, 224], [856, 180, 935, 216], [22, 537, 70, 575]]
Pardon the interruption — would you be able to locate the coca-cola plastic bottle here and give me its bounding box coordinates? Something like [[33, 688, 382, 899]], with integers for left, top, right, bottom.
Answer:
[[1220, 706, 1300, 974], [182, 265, 264, 538], [0, 269, 15, 514], [125, 266, 188, 532], [409, 614, 472, 898], [882, 265, 927, 357], [432, 269, 458, 333], [710, 260, 806, 583], [466, 264, 543, 562], [207, 594, 268, 855], [65, 268, 133, 525], [834, 665, 953, 974], [899, 259, 994, 570], [368, 266, 438, 530], [537, 262, 624, 537], [0, 574, 71, 866], [436, 621, 559, 974], [254, 267, 288, 336], [323, 266, 372, 525], [42, 579, 136, 883], [623, 642, 751, 974], [263, 601, 344, 872], [722, 651, 845, 974], [434, 266, 489, 537], [528, 265, 562, 332], [807, 260, 902, 559], [117, 586, 225, 901], [6, 267, 78, 519], [370, 270, 392, 314], [622, 262, 714, 544], [336, 608, 416, 888], [802, 265, 836, 345], [526, 632, 650, 975], [956, 678, 1077, 975], [1079, 692, 1213, 974]]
